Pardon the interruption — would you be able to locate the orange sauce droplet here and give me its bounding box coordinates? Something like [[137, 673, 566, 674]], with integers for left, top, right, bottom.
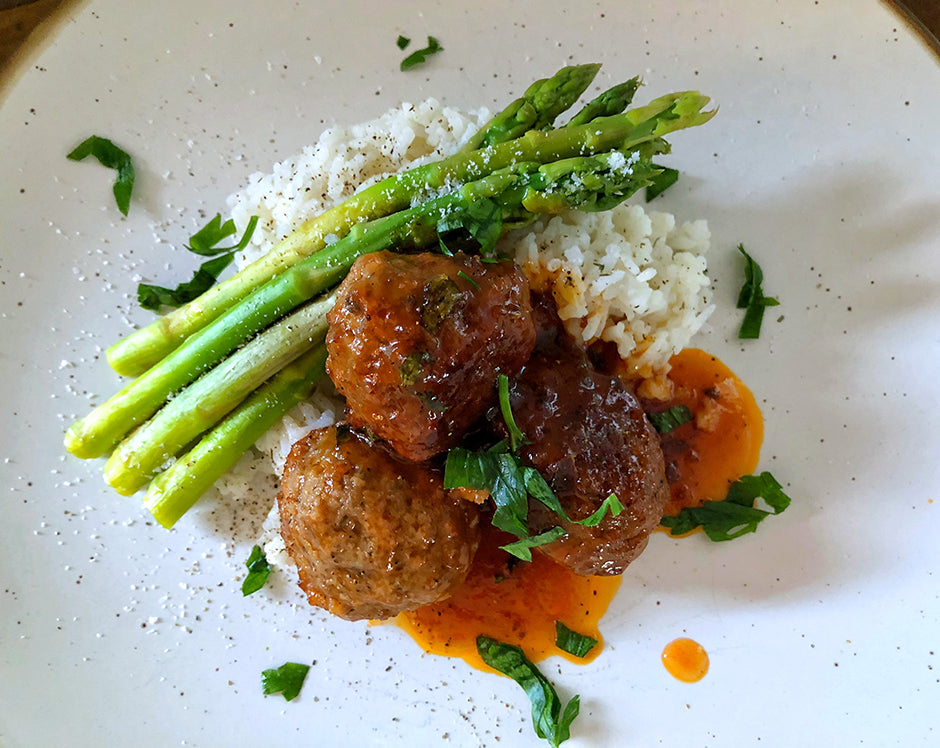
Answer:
[[656, 348, 764, 516], [398, 522, 621, 672], [662, 637, 709, 682]]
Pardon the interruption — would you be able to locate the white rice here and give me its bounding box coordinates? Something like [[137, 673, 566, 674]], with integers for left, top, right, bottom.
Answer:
[[211, 98, 713, 558]]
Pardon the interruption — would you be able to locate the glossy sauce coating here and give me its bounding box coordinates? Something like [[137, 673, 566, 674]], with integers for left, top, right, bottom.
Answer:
[[326, 251, 536, 462], [490, 294, 670, 576], [399, 348, 763, 671]]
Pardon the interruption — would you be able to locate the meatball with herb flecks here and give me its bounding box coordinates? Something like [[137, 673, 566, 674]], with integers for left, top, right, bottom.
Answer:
[[277, 424, 481, 621], [325, 250, 536, 462]]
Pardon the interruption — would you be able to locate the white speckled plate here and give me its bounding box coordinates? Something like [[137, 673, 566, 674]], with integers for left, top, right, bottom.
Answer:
[[2, 1, 939, 745]]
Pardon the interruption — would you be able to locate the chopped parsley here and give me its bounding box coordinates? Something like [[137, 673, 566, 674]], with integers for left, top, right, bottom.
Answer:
[[396, 34, 411, 50], [438, 197, 504, 258], [261, 661, 310, 702], [499, 527, 567, 562], [241, 544, 272, 596], [476, 636, 580, 747], [137, 214, 258, 311], [67, 135, 135, 216], [554, 622, 598, 659], [736, 244, 779, 339], [497, 374, 526, 452], [648, 405, 693, 434], [400, 35, 443, 71], [660, 471, 791, 541]]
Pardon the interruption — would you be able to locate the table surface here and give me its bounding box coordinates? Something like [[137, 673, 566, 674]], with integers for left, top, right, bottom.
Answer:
[[1, 0, 939, 76]]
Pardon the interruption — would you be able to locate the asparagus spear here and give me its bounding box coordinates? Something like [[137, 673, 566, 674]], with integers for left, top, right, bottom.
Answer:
[[460, 63, 600, 151], [566, 78, 640, 126], [71, 138, 672, 461], [144, 344, 328, 528], [128, 141, 669, 522], [103, 292, 335, 496], [105, 89, 714, 377]]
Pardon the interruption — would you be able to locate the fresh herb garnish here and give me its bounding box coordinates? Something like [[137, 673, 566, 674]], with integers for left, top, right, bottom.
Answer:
[[138, 254, 234, 311], [67, 135, 135, 216], [400, 35, 443, 71], [497, 374, 526, 452], [500, 527, 567, 562], [554, 621, 598, 659], [645, 164, 679, 201], [137, 215, 258, 311], [438, 197, 504, 258], [396, 34, 411, 50], [261, 662, 310, 702], [476, 636, 580, 747], [241, 544, 272, 595], [648, 405, 693, 434], [736, 244, 779, 339], [445, 447, 622, 560], [660, 471, 791, 541], [457, 269, 481, 290], [186, 214, 258, 256]]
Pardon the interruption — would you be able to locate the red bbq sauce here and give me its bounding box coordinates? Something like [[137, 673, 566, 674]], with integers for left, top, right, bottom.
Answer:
[[398, 348, 762, 670]]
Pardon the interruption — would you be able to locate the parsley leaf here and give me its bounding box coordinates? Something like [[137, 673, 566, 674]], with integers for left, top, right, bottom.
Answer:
[[438, 197, 504, 258], [477, 636, 580, 747], [67, 135, 135, 216], [137, 253, 234, 311], [554, 622, 598, 659], [648, 405, 693, 434], [187, 214, 258, 256], [261, 662, 310, 702], [400, 35, 443, 71], [645, 164, 679, 201], [446, 445, 530, 538], [736, 244, 779, 339], [660, 471, 791, 541], [136, 215, 258, 311], [497, 374, 526, 452], [500, 527, 567, 562], [241, 544, 272, 596], [396, 34, 411, 50]]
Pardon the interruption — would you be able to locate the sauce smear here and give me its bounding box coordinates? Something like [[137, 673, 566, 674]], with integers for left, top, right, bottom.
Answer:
[[399, 349, 763, 670], [398, 522, 620, 672], [652, 348, 763, 516]]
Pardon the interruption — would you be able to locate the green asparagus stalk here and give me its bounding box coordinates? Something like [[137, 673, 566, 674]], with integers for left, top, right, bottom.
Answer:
[[461, 63, 600, 151], [103, 291, 335, 496], [130, 143, 667, 518], [64, 171, 527, 460], [144, 344, 328, 528], [105, 89, 715, 377], [566, 77, 640, 126]]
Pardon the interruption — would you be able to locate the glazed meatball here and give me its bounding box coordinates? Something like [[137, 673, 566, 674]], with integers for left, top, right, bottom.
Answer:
[[326, 251, 536, 462], [493, 298, 669, 576], [277, 424, 481, 621]]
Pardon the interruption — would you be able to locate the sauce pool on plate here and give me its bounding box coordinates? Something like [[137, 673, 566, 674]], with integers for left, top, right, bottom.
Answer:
[[398, 348, 762, 671]]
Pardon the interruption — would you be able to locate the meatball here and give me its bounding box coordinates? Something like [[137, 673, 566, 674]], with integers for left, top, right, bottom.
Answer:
[[493, 298, 669, 576], [326, 251, 536, 462], [277, 424, 481, 621]]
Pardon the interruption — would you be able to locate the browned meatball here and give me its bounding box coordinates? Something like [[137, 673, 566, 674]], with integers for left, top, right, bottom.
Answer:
[[326, 251, 536, 462], [493, 299, 669, 577], [277, 424, 481, 621]]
